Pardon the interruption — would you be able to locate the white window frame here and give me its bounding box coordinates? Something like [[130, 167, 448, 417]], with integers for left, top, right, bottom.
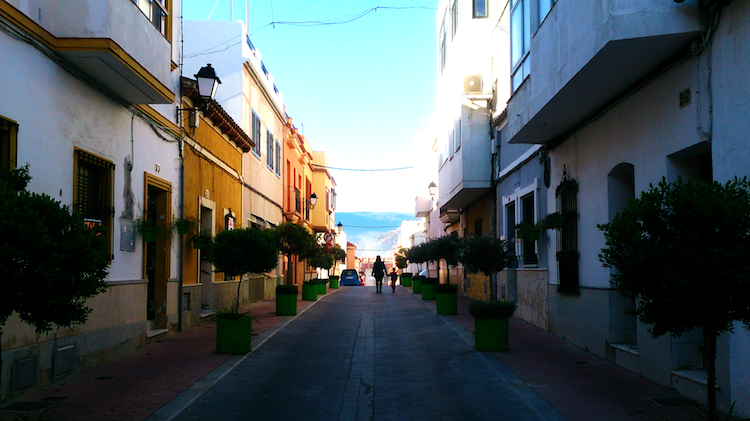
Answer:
[[502, 177, 539, 266]]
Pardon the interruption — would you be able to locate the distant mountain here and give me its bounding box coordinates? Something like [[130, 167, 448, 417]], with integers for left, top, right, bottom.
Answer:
[[336, 212, 419, 258]]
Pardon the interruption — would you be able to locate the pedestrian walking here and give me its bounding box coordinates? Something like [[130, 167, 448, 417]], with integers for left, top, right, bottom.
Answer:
[[389, 267, 398, 293], [372, 255, 387, 293]]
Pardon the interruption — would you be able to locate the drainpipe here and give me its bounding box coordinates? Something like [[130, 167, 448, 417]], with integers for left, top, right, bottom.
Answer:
[[177, 136, 185, 332], [489, 98, 498, 301]]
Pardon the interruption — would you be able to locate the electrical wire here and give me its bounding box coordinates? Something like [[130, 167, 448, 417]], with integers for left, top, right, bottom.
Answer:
[[311, 164, 421, 172]]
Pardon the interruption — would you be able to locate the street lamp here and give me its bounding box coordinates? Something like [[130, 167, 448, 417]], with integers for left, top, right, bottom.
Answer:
[[428, 181, 437, 197], [195, 64, 221, 101], [309, 192, 318, 209], [337, 222, 343, 233]]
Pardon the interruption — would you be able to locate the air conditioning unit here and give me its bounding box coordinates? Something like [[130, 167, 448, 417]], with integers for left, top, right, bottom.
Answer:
[[464, 75, 483, 93]]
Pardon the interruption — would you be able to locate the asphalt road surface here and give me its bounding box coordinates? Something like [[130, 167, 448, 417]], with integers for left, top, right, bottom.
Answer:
[[171, 286, 566, 421]]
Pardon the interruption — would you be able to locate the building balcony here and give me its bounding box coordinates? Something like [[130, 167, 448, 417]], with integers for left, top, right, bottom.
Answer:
[[415, 195, 433, 218], [503, 0, 701, 145], [4, 0, 173, 104]]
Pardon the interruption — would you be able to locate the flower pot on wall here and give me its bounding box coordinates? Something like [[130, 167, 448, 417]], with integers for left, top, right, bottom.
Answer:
[[174, 219, 193, 235], [216, 315, 253, 354], [141, 226, 157, 242]]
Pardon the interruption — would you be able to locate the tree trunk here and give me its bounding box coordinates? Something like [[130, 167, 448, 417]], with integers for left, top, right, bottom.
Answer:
[[446, 264, 450, 284], [235, 275, 243, 313], [285, 254, 293, 285], [704, 322, 718, 421]]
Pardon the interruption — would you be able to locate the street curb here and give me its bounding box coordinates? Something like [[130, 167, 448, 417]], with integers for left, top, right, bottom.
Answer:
[[146, 288, 341, 421], [415, 294, 569, 421]]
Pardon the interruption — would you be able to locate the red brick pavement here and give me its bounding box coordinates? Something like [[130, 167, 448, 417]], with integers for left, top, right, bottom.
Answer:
[[0, 291, 321, 421], [449, 294, 708, 421]]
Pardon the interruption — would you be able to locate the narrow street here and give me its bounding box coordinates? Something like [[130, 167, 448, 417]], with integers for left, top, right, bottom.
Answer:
[[170, 287, 563, 421]]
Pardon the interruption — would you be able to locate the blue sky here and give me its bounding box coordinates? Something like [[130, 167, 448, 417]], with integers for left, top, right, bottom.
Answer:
[[182, 1, 438, 214]]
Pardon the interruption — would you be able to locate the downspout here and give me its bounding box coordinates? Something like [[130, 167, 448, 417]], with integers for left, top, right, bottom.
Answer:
[[489, 97, 498, 301], [176, 0, 185, 332]]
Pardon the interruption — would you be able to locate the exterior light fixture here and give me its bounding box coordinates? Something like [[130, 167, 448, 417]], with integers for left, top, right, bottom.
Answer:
[[337, 222, 343, 233], [309, 192, 318, 209], [195, 64, 221, 101], [428, 181, 437, 197]]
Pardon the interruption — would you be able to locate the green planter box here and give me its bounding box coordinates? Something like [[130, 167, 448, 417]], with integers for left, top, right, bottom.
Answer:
[[302, 284, 318, 301], [474, 317, 510, 351], [216, 317, 253, 354], [400, 275, 412, 287], [318, 282, 327, 294], [329, 276, 339, 289], [436, 292, 457, 315], [413, 279, 422, 294], [276, 293, 297, 316], [421, 283, 436, 300]]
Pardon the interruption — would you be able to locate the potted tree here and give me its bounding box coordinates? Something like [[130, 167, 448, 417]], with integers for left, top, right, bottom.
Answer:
[[421, 277, 438, 300], [302, 279, 320, 301], [308, 246, 335, 294], [210, 227, 278, 354], [395, 248, 410, 287], [0, 166, 111, 395], [468, 300, 517, 351], [275, 284, 299, 316], [460, 234, 512, 301], [435, 283, 459, 315], [412, 274, 424, 294], [598, 177, 750, 421], [273, 222, 318, 286]]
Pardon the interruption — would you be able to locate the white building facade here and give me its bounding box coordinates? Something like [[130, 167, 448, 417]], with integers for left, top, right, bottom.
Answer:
[[501, 0, 750, 415], [1, 0, 183, 399]]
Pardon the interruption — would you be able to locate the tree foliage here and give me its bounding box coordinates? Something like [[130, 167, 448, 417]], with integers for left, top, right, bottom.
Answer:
[[598, 177, 750, 338], [330, 244, 347, 263], [394, 248, 408, 269], [460, 235, 512, 276], [308, 245, 335, 270], [0, 166, 110, 334], [273, 222, 317, 260], [212, 228, 278, 278], [598, 177, 750, 421]]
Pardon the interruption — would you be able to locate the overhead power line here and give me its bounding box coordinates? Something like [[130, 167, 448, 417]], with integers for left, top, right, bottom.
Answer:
[[311, 164, 419, 172]]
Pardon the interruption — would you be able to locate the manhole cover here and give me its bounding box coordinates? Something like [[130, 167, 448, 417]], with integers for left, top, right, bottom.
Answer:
[[95, 375, 114, 380], [574, 361, 589, 364], [2, 401, 51, 411], [41, 396, 66, 402], [650, 397, 698, 407]]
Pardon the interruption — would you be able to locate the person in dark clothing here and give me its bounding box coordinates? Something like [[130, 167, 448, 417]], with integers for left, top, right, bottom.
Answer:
[[372, 255, 387, 293], [389, 267, 398, 293]]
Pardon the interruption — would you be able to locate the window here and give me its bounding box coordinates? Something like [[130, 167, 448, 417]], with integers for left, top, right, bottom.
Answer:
[[266, 130, 274, 170], [1, 117, 18, 171], [538, 0, 556, 26], [510, 0, 531, 92], [275, 139, 281, 176], [451, 0, 459, 38], [473, 0, 488, 18], [74, 149, 115, 254], [455, 119, 461, 152], [133, 0, 169, 38], [556, 174, 578, 294], [251, 111, 261, 157], [439, 20, 447, 73], [521, 193, 537, 266]]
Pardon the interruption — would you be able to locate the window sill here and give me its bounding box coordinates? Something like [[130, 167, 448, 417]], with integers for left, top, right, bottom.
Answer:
[[610, 343, 639, 356]]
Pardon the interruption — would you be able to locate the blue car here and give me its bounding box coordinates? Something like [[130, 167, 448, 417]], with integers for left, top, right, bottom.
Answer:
[[341, 269, 360, 286]]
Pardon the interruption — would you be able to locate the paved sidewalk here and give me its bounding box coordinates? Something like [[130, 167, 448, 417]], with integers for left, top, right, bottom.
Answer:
[[1, 286, 710, 421], [0, 289, 333, 421]]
